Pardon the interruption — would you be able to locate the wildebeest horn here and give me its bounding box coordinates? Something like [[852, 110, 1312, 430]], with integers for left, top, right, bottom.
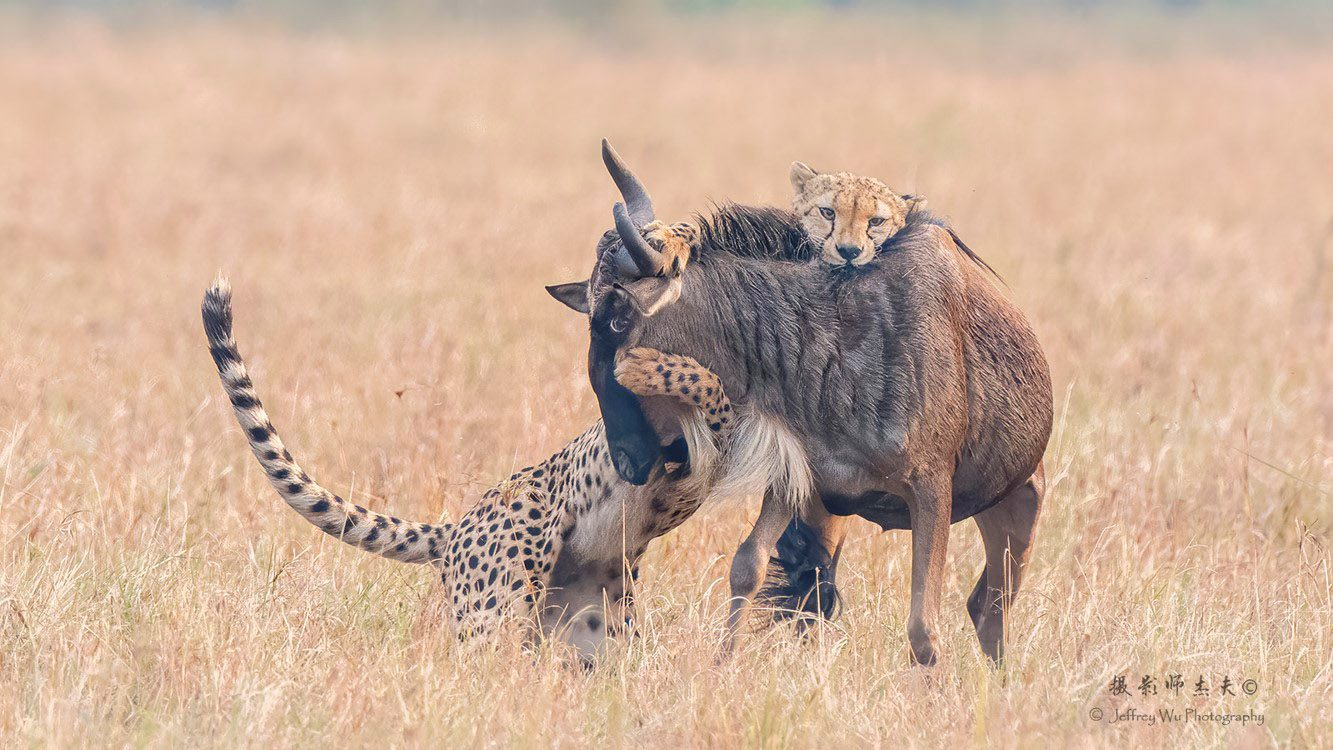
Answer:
[[613, 202, 664, 277], [602, 138, 655, 225]]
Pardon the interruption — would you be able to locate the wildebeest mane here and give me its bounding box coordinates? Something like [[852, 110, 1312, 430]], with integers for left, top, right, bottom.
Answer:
[[692, 203, 818, 263]]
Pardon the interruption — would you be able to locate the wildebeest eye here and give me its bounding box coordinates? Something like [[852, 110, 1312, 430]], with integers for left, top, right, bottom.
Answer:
[[818, 207, 835, 221], [868, 216, 886, 227], [610, 316, 629, 333]]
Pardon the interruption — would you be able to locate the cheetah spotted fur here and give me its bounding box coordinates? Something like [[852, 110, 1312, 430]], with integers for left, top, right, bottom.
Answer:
[[203, 279, 734, 656]]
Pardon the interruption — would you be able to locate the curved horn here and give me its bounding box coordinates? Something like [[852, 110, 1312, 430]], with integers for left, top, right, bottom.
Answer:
[[613, 202, 664, 277], [602, 138, 655, 224]]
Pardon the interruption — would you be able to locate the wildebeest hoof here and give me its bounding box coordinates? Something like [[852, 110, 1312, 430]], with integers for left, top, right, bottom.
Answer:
[[910, 645, 939, 667], [908, 625, 940, 666]]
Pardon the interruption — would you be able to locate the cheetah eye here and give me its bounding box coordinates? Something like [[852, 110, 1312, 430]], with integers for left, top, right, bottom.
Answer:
[[818, 207, 835, 221], [868, 216, 886, 228]]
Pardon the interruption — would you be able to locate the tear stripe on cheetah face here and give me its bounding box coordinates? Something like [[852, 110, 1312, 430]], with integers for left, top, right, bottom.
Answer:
[[789, 163, 924, 268], [203, 280, 735, 653]]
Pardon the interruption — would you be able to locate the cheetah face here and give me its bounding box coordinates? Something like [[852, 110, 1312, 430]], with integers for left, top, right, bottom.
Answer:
[[789, 162, 923, 268]]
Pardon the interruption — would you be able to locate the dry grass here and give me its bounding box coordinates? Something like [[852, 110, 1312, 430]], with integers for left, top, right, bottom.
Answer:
[[0, 16, 1330, 748]]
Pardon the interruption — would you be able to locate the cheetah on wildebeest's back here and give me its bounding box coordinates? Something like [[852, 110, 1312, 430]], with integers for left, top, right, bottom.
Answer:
[[202, 278, 734, 658], [788, 162, 925, 268], [788, 162, 999, 280]]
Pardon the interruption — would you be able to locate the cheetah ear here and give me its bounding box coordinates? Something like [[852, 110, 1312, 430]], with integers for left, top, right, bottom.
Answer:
[[902, 193, 927, 214], [618, 276, 681, 317], [789, 162, 818, 192], [545, 280, 590, 314]]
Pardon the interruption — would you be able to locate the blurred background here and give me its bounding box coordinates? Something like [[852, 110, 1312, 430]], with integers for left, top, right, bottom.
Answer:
[[0, 1, 1329, 746]]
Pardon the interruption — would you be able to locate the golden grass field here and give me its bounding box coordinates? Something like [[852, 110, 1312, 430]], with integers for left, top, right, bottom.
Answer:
[[0, 13, 1330, 748]]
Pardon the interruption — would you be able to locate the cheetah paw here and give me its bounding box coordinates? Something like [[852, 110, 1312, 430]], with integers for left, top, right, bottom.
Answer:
[[614, 347, 671, 395], [641, 221, 695, 277]]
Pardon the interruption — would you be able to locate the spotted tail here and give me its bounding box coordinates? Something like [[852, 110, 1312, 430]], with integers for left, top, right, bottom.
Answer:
[[202, 278, 448, 564]]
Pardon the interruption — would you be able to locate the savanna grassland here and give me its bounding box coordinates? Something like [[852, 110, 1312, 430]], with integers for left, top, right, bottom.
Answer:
[[0, 11, 1329, 748]]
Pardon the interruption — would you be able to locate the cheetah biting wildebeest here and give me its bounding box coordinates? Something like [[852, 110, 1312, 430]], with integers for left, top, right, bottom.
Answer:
[[202, 278, 734, 659]]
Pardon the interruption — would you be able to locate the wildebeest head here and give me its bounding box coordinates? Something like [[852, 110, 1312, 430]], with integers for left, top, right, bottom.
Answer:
[[544, 140, 685, 485], [547, 141, 819, 488]]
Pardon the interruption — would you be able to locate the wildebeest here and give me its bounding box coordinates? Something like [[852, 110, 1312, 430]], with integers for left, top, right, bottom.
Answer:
[[547, 141, 1053, 664]]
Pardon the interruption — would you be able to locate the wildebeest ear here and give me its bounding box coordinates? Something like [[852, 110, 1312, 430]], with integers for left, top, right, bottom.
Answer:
[[545, 281, 590, 314], [620, 276, 681, 317], [790, 162, 818, 192], [903, 193, 927, 214]]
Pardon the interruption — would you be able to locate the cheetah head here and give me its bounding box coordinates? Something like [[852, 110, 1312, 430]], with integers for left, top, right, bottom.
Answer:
[[789, 162, 924, 268]]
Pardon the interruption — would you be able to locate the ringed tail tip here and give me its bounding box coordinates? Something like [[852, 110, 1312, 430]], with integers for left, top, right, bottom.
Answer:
[[202, 275, 234, 342]]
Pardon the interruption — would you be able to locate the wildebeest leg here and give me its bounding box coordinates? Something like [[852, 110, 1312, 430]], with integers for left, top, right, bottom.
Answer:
[[726, 491, 794, 652], [905, 473, 953, 666], [968, 462, 1044, 664], [797, 498, 850, 580], [760, 499, 848, 625]]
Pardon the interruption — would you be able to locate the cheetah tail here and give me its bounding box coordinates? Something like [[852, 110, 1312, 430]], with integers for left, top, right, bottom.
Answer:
[[202, 277, 449, 565]]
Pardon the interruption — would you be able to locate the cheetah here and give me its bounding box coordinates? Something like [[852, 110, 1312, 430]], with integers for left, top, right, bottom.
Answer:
[[788, 162, 926, 268], [202, 278, 735, 659]]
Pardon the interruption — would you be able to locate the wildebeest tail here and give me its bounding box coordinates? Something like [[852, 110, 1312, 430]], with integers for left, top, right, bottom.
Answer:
[[945, 226, 1003, 284], [202, 277, 449, 564]]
